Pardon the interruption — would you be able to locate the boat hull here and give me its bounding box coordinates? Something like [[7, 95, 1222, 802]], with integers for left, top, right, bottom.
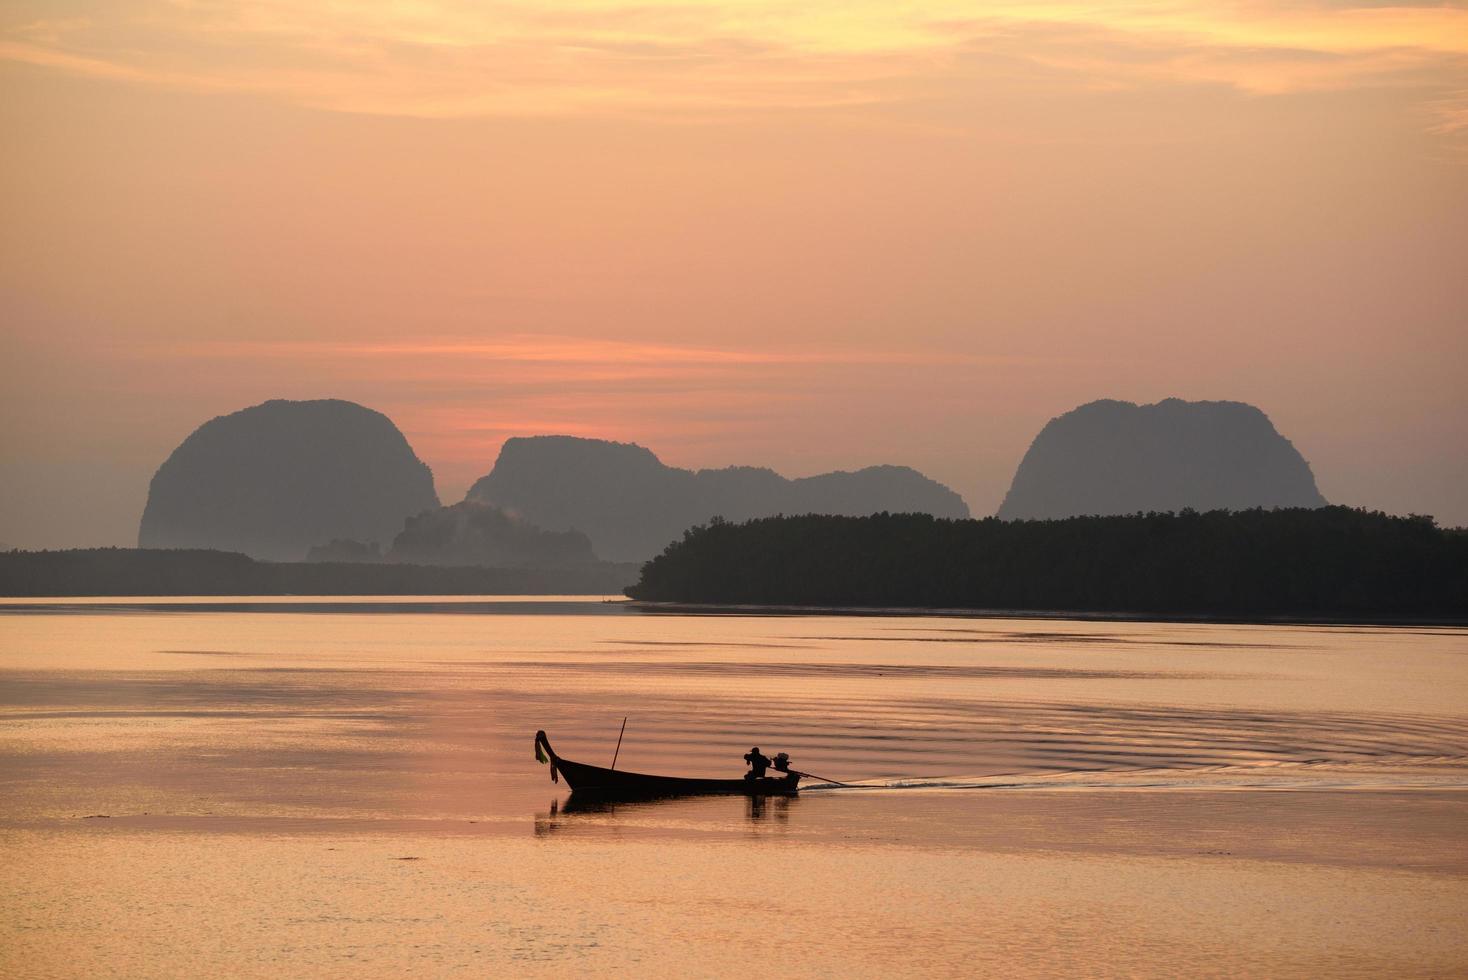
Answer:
[[536, 731, 800, 798]]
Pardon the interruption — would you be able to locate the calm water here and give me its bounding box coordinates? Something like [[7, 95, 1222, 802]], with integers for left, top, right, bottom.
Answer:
[[2, 597, 1466, 977]]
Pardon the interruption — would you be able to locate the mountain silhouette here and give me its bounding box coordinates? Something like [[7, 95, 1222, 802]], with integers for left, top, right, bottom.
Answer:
[[466, 435, 970, 562], [997, 398, 1327, 520], [387, 501, 596, 567], [139, 399, 439, 560]]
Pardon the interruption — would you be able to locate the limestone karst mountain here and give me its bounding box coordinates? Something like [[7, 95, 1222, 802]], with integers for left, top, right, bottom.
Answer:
[[139, 399, 439, 560], [386, 501, 596, 567], [997, 398, 1327, 520], [466, 435, 970, 562]]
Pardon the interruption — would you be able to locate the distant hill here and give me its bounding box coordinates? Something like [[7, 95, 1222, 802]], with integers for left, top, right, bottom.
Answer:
[[466, 435, 970, 562], [626, 508, 1468, 620], [998, 398, 1326, 520], [387, 501, 597, 567], [0, 548, 638, 597], [139, 399, 440, 561]]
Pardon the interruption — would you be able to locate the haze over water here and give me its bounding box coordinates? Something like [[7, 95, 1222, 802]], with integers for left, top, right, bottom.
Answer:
[[2, 598, 1466, 976]]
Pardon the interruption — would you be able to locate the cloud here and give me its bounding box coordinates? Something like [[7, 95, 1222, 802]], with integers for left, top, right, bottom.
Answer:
[[2, 1, 1464, 127], [172, 334, 1003, 365], [148, 329, 1010, 386], [136, 333, 1047, 493]]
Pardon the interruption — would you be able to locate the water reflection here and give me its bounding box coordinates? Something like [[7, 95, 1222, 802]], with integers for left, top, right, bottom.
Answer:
[[534, 794, 630, 837], [746, 793, 795, 823], [533, 792, 800, 838], [4, 600, 1467, 978]]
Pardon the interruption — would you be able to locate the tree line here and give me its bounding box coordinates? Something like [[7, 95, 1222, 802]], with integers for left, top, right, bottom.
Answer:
[[626, 507, 1468, 619], [0, 548, 637, 597]]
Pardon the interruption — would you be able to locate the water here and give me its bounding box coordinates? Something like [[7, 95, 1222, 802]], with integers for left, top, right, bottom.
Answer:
[[2, 597, 1466, 976]]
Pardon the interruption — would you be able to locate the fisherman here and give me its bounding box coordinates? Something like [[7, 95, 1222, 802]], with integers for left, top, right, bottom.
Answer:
[[743, 746, 772, 780], [773, 752, 791, 774]]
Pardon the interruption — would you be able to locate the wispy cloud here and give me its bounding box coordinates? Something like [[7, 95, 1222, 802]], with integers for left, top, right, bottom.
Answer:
[[166, 335, 1015, 368], [2, 1, 1464, 127], [140, 333, 1040, 495]]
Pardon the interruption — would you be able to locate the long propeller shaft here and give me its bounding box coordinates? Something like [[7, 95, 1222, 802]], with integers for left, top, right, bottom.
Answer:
[[787, 768, 852, 787]]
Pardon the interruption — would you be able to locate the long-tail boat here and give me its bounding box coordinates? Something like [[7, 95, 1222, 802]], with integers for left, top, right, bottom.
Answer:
[[534, 730, 800, 797]]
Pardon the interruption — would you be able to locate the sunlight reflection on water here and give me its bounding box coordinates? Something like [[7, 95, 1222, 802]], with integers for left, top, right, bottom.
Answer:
[[2, 598, 1466, 976]]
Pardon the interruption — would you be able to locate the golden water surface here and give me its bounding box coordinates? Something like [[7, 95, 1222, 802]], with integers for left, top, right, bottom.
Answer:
[[2, 597, 1465, 977]]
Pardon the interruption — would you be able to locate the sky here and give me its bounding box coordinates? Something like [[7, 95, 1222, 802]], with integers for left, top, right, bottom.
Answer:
[[2, 0, 1466, 549]]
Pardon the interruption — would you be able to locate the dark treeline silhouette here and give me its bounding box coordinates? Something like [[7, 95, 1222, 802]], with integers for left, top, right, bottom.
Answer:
[[627, 507, 1468, 619], [0, 549, 638, 597]]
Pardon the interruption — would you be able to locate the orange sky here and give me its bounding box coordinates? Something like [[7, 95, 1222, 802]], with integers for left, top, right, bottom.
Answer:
[[2, 1, 1466, 547]]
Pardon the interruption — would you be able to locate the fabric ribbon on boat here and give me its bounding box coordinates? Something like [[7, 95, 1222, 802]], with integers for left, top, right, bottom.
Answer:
[[535, 734, 558, 783]]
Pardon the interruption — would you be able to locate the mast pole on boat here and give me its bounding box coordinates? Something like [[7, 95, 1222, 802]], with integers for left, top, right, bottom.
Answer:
[[610, 716, 628, 771]]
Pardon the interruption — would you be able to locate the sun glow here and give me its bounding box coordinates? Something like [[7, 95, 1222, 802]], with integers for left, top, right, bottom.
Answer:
[[2, 1, 1464, 121], [3, 0, 1466, 549]]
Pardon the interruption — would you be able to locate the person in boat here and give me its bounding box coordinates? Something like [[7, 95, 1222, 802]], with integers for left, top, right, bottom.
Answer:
[[773, 752, 791, 774], [743, 747, 771, 781]]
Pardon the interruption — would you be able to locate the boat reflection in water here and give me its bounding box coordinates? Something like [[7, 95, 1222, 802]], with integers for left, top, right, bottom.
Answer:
[[533, 792, 800, 838], [745, 792, 795, 823]]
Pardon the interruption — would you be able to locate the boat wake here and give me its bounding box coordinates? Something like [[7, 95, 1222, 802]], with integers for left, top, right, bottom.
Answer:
[[800, 756, 1468, 793]]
